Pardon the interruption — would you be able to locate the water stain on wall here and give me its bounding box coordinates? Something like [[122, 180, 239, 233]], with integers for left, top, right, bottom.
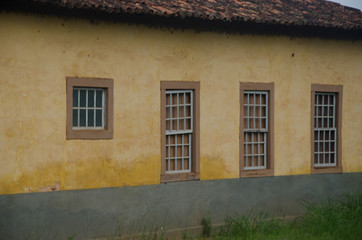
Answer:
[[201, 156, 235, 180], [0, 155, 160, 195]]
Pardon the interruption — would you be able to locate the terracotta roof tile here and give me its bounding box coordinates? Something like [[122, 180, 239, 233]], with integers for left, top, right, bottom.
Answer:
[[5, 0, 362, 30]]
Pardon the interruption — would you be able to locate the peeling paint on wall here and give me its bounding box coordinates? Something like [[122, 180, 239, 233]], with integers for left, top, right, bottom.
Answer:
[[25, 182, 60, 193]]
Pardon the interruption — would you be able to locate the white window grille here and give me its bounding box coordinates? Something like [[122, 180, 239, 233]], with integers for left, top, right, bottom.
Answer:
[[243, 91, 268, 170], [314, 93, 337, 167], [72, 88, 105, 129], [165, 90, 193, 173]]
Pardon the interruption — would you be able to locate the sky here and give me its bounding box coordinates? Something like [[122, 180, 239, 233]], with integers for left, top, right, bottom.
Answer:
[[328, 0, 362, 10]]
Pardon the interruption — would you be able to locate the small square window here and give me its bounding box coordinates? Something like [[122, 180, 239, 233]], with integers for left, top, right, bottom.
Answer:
[[67, 77, 113, 139], [72, 88, 105, 129]]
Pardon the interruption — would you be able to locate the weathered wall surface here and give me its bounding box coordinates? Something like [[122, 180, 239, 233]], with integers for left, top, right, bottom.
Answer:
[[0, 13, 362, 194], [0, 173, 361, 240]]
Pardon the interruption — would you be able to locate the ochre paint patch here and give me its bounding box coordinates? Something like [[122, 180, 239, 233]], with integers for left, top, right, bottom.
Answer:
[[0, 155, 160, 195], [0, 161, 65, 195], [63, 155, 160, 190], [201, 156, 235, 180]]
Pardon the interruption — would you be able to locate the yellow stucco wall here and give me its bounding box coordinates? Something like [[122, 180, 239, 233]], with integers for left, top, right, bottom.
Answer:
[[0, 13, 361, 195]]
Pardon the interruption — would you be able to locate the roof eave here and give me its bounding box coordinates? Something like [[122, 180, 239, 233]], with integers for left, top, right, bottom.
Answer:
[[1, 1, 361, 40]]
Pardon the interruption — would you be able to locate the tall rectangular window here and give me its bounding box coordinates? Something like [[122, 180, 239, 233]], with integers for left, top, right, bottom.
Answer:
[[67, 77, 113, 139], [165, 90, 193, 173], [311, 84, 342, 174], [243, 91, 268, 170], [161, 81, 200, 182], [240, 83, 274, 177], [314, 93, 337, 167]]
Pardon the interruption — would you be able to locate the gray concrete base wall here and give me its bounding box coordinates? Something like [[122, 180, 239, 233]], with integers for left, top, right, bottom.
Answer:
[[1, 173, 361, 240]]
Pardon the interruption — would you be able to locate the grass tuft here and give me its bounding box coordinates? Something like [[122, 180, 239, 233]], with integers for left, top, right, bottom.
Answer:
[[295, 191, 362, 240], [218, 211, 282, 239], [201, 217, 212, 238], [209, 192, 361, 240]]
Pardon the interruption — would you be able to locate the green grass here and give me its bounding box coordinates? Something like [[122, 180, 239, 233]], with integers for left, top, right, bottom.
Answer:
[[64, 192, 360, 240], [202, 191, 362, 240], [23, 192, 361, 240], [115, 192, 361, 240]]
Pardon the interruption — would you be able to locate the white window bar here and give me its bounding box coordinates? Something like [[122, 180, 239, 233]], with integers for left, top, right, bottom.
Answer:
[[72, 87, 105, 129], [314, 93, 337, 167], [165, 90, 193, 173], [243, 91, 268, 170], [247, 94, 250, 129]]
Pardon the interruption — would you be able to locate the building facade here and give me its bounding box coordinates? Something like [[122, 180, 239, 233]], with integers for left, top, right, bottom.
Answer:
[[0, 0, 361, 239]]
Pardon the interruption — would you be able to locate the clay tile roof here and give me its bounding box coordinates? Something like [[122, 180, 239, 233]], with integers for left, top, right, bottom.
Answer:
[[9, 0, 362, 30]]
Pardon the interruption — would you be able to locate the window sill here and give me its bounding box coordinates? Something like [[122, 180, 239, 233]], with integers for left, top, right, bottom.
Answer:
[[161, 172, 200, 183], [240, 169, 274, 178], [311, 167, 342, 174], [66, 129, 113, 140]]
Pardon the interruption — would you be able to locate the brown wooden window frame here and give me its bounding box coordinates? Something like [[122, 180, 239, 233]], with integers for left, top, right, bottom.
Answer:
[[240, 82, 274, 177], [160, 81, 200, 182], [311, 84, 343, 174], [66, 77, 114, 140]]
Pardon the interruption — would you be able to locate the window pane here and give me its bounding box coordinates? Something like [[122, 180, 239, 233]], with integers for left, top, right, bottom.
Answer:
[[177, 159, 182, 170], [184, 146, 189, 156], [179, 106, 184, 117], [172, 120, 177, 131], [185, 93, 191, 104], [171, 107, 177, 118], [170, 159, 175, 171], [166, 107, 170, 118], [80, 90, 86, 107], [88, 109, 94, 127], [88, 90, 94, 107], [185, 106, 191, 117], [331, 154, 335, 163], [172, 94, 177, 106], [166, 94, 170, 105], [73, 109, 78, 127], [73, 89, 78, 107], [261, 94, 266, 104], [80, 109, 86, 126], [183, 159, 189, 170], [96, 109, 102, 127], [96, 90, 103, 107], [186, 119, 191, 130], [179, 119, 184, 130], [170, 135, 175, 144], [170, 146, 175, 157]]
